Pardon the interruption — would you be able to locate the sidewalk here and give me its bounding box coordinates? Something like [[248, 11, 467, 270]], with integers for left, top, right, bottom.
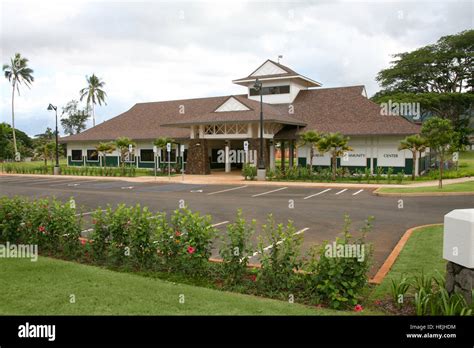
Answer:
[[1, 172, 472, 189]]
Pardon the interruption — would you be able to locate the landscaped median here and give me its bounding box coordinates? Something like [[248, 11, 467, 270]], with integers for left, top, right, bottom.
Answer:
[[374, 180, 474, 196]]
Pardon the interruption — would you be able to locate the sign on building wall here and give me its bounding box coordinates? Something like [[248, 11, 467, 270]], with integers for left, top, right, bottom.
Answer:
[[377, 148, 406, 167], [341, 149, 367, 166]]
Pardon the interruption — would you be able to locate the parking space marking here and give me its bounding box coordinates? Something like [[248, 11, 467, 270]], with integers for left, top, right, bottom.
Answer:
[[352, 189, 364, 196], [50, 179, 100, 187], [335, 189, 348, 195], [211, 221, 229, 228], [251, 227, 309, 257], [207, 185, 248, 195], [303, 188, 331, 200], [121, 186, 134, 190], [252, 187, 288, 197]]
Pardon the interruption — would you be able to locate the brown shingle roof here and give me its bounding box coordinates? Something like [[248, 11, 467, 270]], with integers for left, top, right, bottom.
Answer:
[[274, 86, 420, 139], [60, 85, 419, 143]]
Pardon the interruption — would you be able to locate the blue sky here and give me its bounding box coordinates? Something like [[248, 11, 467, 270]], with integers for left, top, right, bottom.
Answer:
[[1, 0, 472, 137]]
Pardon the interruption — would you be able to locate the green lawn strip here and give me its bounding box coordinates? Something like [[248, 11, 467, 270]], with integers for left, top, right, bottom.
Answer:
[[371, 225, 445, 300], [0, 257, 381, 315], [378, 180, 474, 193]]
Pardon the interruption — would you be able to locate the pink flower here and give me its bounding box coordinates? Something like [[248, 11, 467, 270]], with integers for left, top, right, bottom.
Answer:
[[80, 239, 87, 246], [92, 219, 97, 225], [249, 274, 257, 282], [175, 231, 181, 237], [354, 304, 363, 312], [38, 226, 46, 233], [187, 246, 195, 254]]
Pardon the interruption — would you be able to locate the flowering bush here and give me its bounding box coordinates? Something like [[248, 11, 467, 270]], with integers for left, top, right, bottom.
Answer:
[[303, 214, 373, 309], [219, 210, 256, 286], [164, 208, 217, 275], [0, 196, 29, 243], [257, 215, 302, 293]]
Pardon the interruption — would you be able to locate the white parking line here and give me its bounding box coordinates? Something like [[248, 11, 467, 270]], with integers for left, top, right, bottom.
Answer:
[[50, 180, 99, 187], [352, 189, 364, 196], [207, 185, 248, 195], [121, 186, 134, 190], [252, 187, 288, 197], [335, 189, 348, 195], [251, 227, 309, 257], [211, 221, 229, 227], [303, 188, 331, 200]]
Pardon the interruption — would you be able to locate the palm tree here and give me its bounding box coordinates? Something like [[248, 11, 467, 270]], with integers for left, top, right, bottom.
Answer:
[[398, 134, 427, 181], [36, 142, 55, 166], [3, 53, 34, 160], [154, 136, 175, 159], [79, 74, 107, 127], [115, 137, 136, 171], [298, 130, 322, 175], [95, 142, 116, 168], [318, 132, 353, 181]]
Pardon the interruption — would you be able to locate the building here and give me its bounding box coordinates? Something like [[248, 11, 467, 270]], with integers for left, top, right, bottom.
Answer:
[[61, 59, 425, 175]]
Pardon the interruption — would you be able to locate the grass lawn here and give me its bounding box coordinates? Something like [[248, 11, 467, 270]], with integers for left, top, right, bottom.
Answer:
[[378, 180, 474, 194], [371, 225, 445, 300], [0, 257, 382, 315]]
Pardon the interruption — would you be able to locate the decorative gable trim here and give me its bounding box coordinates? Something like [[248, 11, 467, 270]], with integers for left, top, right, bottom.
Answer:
[[214, 97, 251, 112], [250, 60, 287, 77]]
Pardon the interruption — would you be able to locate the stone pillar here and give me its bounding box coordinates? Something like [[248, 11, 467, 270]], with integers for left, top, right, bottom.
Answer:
[[280, 141, 286, 172], [446, 261, 473, 304], [186, 139, 210, 174], [289, 140, 294, 168], [269, 142, 275, 170], [225, 141, 231, 173]]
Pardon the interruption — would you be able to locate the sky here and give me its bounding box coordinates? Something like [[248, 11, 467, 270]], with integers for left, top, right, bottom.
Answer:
[[1, 0, 472, 137]]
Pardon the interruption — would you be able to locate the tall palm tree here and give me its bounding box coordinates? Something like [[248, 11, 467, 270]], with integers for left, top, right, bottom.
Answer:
[[318, 132, 353, 181], [298, 130, 322, 175], [3, 53, 34, 160], [79, 74, 107, 127], [399, 134, 427, 181]]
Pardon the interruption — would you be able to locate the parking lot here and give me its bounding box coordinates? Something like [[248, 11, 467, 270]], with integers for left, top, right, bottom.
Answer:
[[1, 174, 472, 274]]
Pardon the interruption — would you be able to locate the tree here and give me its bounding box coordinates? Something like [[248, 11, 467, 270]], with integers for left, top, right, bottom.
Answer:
[[421, 117, 455, 188], [153, 137, 175, 163], [2, 53, 34, 160], [398, 135, 427, 180], [36, 141, 55, 166], [79, 74, 107, 127], [376, 30, 473, 94], [61, 100, 90, 135], [0, 123, 33, 160], [115, 137, 136, 171], [298, 130, 322, 174], [317, 133, 353, 181], [95, 142, 116, 168]]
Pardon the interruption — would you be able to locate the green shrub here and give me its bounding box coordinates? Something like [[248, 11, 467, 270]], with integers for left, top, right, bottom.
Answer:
[[364, 168, 371, 183], [387, 167, 394, 184], [396, 170, 405, 184], [167, 208, 217, 275], [257, 215, 302, 293], [219, 210, 255, 286], [375, 167, 383, 183], [242, 163, 257, 180], [0, 196, 29, 243], [304, 214, 373, 309], [390, 275, 410, 309]]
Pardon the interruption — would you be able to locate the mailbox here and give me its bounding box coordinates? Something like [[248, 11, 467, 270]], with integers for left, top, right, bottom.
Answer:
[[443, 209, 474, 268]]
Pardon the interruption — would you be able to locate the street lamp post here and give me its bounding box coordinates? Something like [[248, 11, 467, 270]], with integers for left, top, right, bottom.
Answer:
[[47, 104, 60, 175], [253, 79, 266, 180]]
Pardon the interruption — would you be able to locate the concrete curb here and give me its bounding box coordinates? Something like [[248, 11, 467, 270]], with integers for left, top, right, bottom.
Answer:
[[369, 223, 443, 285]]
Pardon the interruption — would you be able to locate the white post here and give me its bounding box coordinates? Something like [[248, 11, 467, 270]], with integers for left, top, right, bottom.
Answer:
[[225, 142, 231, 173]]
